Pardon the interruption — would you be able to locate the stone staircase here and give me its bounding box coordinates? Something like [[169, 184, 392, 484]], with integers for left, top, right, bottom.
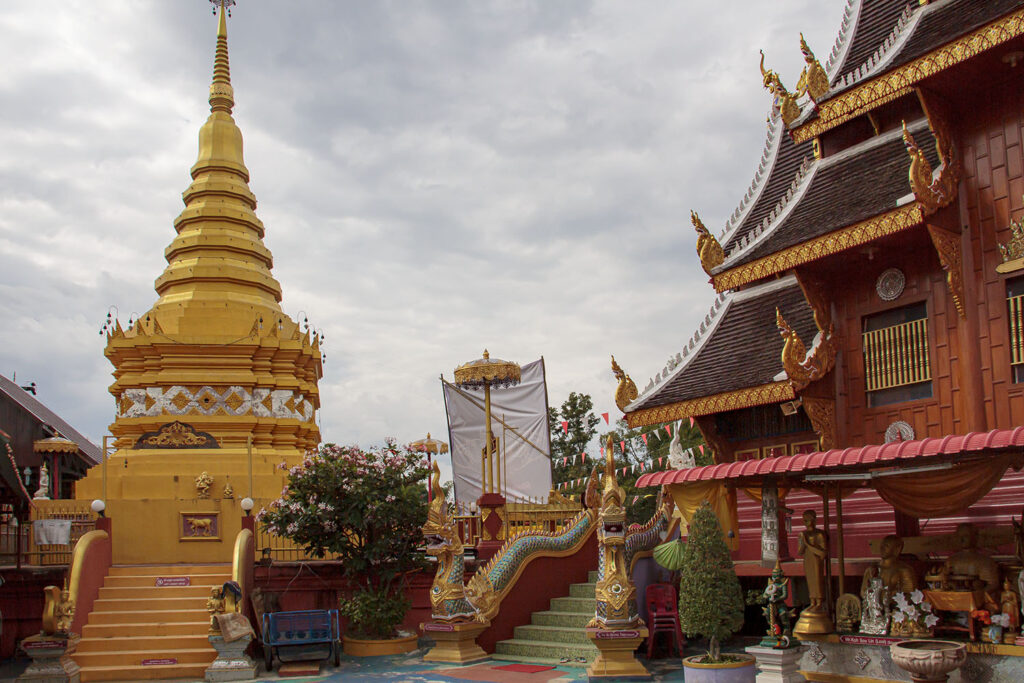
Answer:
[[492, 570, 599, 667], [73, 563, 227, 682]]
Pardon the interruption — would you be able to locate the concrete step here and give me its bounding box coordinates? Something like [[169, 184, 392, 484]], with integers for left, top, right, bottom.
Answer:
[[92, 596, 207, 612], [82, 621, 209, 639], [79, 662, 209, 682], [568, 582, 596, 599], [488, 652, 593, 669], [87, 609, 208, 625], [531, 610, 592, 629], [513, 624, 592, 645], [549, 596, 595, 613], [77, 634, 211, 653], [103, 574, 229, 588], [74, 648, 216, 668], [492, 638, 597, 665], [98, 584, 218, 599], [107, 564, 230, 576]]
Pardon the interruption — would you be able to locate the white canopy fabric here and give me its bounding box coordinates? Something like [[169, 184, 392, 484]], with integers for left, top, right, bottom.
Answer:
[[443, 358, 552, 505]]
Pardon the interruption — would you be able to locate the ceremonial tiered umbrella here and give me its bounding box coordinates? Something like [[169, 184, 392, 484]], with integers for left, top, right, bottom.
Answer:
[[453, 350, 521, 496], [33, 433, 79, 500], [409, 433, 449, 502]]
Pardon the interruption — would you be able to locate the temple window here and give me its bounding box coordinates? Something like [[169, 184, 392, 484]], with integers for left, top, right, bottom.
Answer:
[[1007, 277, 1024, 383], [862, 301, 932, 407]]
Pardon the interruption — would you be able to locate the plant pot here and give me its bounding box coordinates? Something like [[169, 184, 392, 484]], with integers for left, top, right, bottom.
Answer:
[[682, 654, 756, 683], [342, 633, 418, 657], [890, 640, 967, 682]]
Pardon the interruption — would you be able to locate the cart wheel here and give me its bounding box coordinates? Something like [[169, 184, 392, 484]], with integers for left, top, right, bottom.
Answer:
[[264, 646, 273, 672], [333, 640, 341, 667]]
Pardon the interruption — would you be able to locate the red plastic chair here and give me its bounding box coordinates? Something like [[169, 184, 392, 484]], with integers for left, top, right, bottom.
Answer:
[[645, 583, 684, 658]]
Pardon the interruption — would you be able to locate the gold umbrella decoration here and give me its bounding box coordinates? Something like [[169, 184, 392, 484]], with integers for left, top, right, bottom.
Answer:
[[409, 433, 449, 502], [453, 350, 521, 497]]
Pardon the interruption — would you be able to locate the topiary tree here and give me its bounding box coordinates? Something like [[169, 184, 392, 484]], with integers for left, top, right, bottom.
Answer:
[[677, 500, 745, 662]]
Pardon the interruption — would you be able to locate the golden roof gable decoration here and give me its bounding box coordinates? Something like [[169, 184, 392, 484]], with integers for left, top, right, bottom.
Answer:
[[902, 117, 959, 217], [692, 211, 724, 275], [610, 356, 638, 412], [997, 203, 1024, 274], [759, 51, 801, 126], [796, 33, 829, 102]]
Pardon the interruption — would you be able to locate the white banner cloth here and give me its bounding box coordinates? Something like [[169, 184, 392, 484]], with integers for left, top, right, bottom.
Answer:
[[443, 359, 552, 505]]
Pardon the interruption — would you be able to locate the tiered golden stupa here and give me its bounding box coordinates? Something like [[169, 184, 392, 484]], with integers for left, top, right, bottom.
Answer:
[[75, 4, 321, 564]]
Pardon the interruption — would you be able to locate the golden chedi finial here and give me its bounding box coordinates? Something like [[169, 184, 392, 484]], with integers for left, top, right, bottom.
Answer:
[[209, 1, 235, 115], [611, 355, 638, 412], [796, 33, 829, 102], [692, 210, 724, 276], [759, 50, 801, 126]]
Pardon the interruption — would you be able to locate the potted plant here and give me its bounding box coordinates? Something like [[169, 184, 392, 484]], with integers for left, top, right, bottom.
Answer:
[[259, 441, 429, 655], [678, 500, 754, 683]]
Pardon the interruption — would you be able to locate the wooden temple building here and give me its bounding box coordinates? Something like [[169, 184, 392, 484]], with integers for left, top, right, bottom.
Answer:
[[626, 0, 1024, 678]]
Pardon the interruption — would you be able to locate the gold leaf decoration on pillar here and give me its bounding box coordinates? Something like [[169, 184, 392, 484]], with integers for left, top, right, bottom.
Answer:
[[926, 225, 965, 318], [611, 356, 639, 411], [796, 34, 829, 102], [801, 397, 836, 451], [776, 307, 836, 392], [692, 211, 724, 275]]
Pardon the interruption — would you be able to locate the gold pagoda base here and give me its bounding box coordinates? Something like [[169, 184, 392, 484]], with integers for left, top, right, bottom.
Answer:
[[794, 608, 834, 638], [420, 621, 489, 664], [585, 626, 651, 679]]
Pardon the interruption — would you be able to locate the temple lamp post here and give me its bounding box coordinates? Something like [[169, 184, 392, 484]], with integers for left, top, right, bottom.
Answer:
[[409, 434, 448, 503], [453, 350, 520, 558]]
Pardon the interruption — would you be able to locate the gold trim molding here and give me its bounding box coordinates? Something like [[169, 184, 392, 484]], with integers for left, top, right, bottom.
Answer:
[[792, 9, 1024, 143], [625, 381, 795, 428], [713, 204, 924, 292]]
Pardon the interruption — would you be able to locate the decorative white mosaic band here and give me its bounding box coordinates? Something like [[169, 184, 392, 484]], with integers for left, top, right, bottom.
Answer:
[[117, 385, 314, 422]]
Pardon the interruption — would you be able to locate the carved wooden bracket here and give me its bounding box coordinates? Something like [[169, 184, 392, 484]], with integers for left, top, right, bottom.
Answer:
[[904, 91, 961, 217], [926, 224, 965, 318], [800, 396, 836, 451]]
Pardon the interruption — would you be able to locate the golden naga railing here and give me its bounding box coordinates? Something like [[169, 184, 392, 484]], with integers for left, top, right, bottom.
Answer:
[[1009, 294, 1024, 366], [26, 500, 97, 566], [862, 317, 931, 392]]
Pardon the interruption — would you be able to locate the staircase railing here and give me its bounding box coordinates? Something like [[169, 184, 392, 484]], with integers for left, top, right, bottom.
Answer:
[[230, 527, 254, 619], [67, 527, 112, 635]]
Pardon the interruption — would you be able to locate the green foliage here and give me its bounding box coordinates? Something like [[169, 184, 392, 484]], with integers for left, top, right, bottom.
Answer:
[[548, 392, 600, 486], [338, 583, 411, 640], [259, 441, 428, 638], [677, 501, 744, 660]]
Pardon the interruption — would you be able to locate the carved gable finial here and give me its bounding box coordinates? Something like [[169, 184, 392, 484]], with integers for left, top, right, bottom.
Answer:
[[692, 211, 724, 275], [611, 355, 639, 411], [796, 33, 829, 101], [760, 50, 800, 126]]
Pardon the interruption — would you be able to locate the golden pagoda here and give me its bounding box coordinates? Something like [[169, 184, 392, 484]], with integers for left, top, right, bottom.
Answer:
[[75, 3, 321, 563]]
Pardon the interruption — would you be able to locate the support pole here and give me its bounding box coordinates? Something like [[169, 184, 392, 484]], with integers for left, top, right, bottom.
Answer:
[[484, 383, 494, 494], [835, 486, 846, 598]]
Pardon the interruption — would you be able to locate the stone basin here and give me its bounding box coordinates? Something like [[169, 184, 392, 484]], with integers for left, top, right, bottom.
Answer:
[[889, 640, 967, 682]]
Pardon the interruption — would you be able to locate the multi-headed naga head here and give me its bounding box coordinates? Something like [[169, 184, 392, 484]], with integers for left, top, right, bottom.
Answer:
[[422, 460, 461, 556]]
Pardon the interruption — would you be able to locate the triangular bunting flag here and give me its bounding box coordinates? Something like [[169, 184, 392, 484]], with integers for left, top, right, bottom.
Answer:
[[658, 457, 664, 467], [665, 424, 673, 436], [619, 440, 626, 454], [641, 433, 648, 445], [689, 416, 695, 427], [561, 420, 569, 434], [602, 412, 610, 424]]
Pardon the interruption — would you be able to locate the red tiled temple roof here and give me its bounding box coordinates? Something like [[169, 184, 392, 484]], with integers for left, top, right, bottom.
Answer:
[[636, 428, 1024, 487]]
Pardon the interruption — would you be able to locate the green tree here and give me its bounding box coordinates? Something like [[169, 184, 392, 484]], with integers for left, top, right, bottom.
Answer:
[[677, 500, 745, 662], [548, 392, 600, 497]]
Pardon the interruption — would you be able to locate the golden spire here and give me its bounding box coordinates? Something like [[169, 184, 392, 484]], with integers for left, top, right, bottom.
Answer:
[[151, 1, 284, 328]]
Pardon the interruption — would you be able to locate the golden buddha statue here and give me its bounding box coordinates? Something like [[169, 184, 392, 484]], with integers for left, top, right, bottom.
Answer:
[[861, 535, 918, 597], [794, 509, 833, 635], [944, 523, 1000, 594]]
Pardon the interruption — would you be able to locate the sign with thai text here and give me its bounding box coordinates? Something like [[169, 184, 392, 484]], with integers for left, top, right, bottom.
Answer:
[[142, 658, 178, 666], [838, 635, 900, 646], [423, 623, 454, 632], [155, 577, 190, 587], [594, 629, 640, 639]]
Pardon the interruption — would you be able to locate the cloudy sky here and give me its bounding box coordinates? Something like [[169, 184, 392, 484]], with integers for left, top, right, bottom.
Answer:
[[0, 1, 845, 464]]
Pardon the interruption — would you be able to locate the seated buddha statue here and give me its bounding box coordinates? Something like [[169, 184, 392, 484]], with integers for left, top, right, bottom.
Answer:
[[861, 535, 918, 597], [944, 523, 1000, 594]]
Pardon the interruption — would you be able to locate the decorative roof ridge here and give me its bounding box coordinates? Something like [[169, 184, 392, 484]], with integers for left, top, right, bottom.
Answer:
[[716, 155, 817, 272], [628, 291, 731, 412], [0, 374, 101, 463], [828, 2, 922, 98], [823, 0, 861, 80], [627, 275, 802, 413], [718, 117, 784, 245]]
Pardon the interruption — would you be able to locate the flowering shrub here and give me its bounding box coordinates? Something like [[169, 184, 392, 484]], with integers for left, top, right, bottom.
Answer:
[[259, 442, 429, 638]]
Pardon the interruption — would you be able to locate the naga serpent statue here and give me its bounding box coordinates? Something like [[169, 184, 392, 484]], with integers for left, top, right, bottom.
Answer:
[[422, 461, 481, 623]]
